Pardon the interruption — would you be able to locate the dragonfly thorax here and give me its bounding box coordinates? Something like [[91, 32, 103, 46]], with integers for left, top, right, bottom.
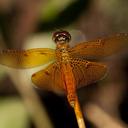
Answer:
[[55, 45, 70, 63]]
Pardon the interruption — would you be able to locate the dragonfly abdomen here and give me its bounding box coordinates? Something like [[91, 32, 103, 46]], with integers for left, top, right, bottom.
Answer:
[[61, 62, 77, 107]]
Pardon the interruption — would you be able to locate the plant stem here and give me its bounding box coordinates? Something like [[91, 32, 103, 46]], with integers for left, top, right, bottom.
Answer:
[[73, 97, 86, 128]]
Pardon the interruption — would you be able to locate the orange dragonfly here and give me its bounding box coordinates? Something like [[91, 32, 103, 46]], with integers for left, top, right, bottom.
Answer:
[[0, 30, 128, 128], [0, 31, 128, 106]]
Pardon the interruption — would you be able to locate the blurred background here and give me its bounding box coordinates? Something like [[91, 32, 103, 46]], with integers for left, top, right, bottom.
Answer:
[[0, 0, 128, 128]]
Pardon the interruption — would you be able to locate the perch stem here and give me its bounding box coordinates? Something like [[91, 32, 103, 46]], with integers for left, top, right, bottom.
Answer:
[[73, 97, 86, 128]]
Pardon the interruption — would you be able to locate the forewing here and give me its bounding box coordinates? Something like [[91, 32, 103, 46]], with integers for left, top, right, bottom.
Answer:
[[31, 63, 65, 93], [69, 33, 128, 58], [0, 48, 55, 68], [70, 59, 107, 88]]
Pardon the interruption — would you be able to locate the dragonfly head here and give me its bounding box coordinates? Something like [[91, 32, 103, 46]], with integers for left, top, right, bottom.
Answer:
[[52, 30, 71, 46]]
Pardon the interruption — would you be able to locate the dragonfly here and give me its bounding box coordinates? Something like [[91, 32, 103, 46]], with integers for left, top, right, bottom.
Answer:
[[0, 31, 128, 106], [0, 30, 128, 128]]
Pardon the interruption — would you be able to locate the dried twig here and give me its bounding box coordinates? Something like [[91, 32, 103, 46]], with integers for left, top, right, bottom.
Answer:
[[73, 96, 86, 128]]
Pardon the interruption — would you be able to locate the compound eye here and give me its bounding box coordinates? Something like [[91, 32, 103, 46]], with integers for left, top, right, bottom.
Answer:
[[52, 30, 71, 44]]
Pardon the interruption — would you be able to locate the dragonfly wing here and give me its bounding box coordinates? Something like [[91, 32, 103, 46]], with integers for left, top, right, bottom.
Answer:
[[31, 58, 107, 91], [69, 33, 128, 58], [70, 59, 107, 88], [31, 63, 65, 93], [0, 48, 55, 68]]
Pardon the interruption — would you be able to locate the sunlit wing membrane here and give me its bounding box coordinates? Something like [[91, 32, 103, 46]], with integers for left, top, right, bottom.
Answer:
[[69, 33, 128, 59], [31, 63, 65, 93], [70, 58, 107, 88], [0, 48, 55, 68], [32, 58, 107, 92]]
